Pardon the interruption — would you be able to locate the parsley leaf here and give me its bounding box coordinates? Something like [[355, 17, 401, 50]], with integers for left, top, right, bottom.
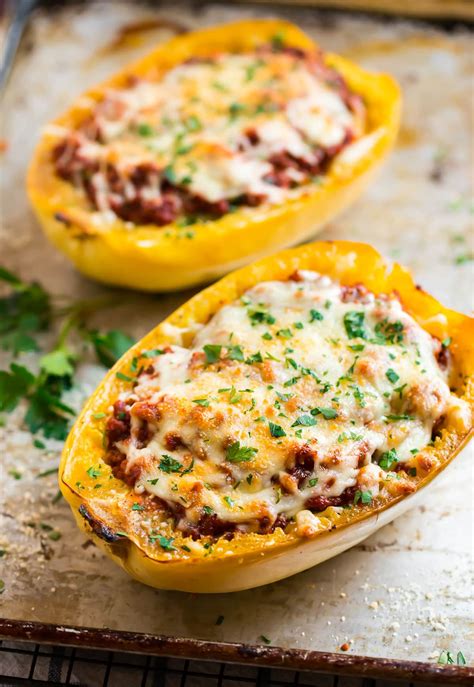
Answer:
[[203, 344, 222, 364], [354, 489, 372, 505], [292, 415, 316, 427], [385, 368, 400, 384], [269, 422, 286, 437], [40, 349, 75, 377], [343, 311, 366, 339], [311, 406, 338, 420], [0, 363, 35, 412], [159, 455, 183, 473], [226, 441, 258, 462], [0, 268, 51, 355], [89, 330, 135, 368], [378, 448, 399, 470], [228, 345, 244, 361], [309, 309, 323, 322]]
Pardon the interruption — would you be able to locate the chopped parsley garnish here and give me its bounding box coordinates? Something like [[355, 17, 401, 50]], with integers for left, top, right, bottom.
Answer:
[[373, 318, 404, 345], [193, 398, 210, 407], [284, 376, 299, 387], [354, 489, 373, 505], [386, 413, 413, 422], [294, 322, 304, 329], [271, 31, 285, 49], [248, 306, 275, 326], [276, 328, 292, 339], [159, 455, 183, 473], [441, 337, 451, 348], [184, 115, 202, 132], [437, 650, 466, 666], [229, 101, 246, 119], [203, 344, 222, 364], [131, 503, 144, 511], [269, 422, 286, 438], [228, 345, 244, 361], [262, 332, 273, 340], [292, 415, 316, 427], [259, 634, 272, 645], [223, 496, 234, 508], [338, 431, 363, 443], [308, 477, 319, 487], [137, 122, 154, 137], [309, 309, 323, 322], [385, 368, 400, 384], [202, 505, 214, 515], [311, 407, 338, 420], [378, 448, 399, 470], [343, 311, 366, 340], [226, 441, 258, 463], [246, 352, 263, 364], [150, 534, 176, 552], [115, 372, 133, 383], [215, 615, 225, 626], [86, 466, 101, 479]]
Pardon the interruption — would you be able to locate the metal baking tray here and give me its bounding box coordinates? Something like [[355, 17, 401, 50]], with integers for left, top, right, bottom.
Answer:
[[0, 1, 472, 683]]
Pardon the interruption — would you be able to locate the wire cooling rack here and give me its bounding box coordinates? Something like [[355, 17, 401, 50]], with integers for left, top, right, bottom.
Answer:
[[0, 640, 449, 687]]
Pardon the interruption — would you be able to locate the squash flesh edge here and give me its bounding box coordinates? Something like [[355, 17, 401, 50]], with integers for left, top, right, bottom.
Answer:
[[26, 20, 401, 291], [59, 240, 474, 592]]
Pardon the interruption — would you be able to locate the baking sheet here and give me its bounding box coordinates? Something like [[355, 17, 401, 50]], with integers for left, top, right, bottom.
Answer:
[[0, 0, 473, 679]]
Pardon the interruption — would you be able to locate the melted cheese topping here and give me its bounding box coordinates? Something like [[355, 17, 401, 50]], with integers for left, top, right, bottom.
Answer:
[[110, 272, 464, 537], [56, 46, 362, 218]]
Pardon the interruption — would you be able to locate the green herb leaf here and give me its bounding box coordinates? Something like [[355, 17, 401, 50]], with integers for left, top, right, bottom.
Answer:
[[193, 398, 210, 407], [344, 311, 366, 340], [0, 363, 35, 412], [311, 406, 338, 420], [309, 309, 323, 322], [226, 441, 258, 463], [378, 448, 399, 470], [269, 422, 286, 438], [292, 415, 317, 427], [385, 368, 400, 384], [228, 345, 244, 361], [159, 455, 183, 473], [248, 307, 275, 326], [203, 344, 222, 364], [40, 349, 74, 377], [89, 330, 135, 368], [137, 122, 154, 137], [354, 489, 372, 505]]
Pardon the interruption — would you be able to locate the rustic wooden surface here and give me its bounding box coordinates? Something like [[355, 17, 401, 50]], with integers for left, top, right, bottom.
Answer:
[[0, 0, 472, 675]]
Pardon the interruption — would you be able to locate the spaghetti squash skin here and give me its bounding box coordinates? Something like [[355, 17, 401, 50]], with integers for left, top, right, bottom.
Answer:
[[60, 241, 473, 592], [27, 19, 401, 292]]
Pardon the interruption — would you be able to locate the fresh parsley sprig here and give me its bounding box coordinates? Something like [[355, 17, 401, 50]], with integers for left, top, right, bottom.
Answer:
[[0, 267, 135, 439]]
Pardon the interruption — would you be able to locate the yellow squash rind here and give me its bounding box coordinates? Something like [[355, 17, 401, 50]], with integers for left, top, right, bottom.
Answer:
[[27, 19, 401, 291], [60, 240, 473, 592]]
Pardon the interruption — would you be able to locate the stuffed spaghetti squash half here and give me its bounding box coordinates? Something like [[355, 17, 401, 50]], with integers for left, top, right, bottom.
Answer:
[[60, 241, 473, 592], [27, 19, 400, 291]]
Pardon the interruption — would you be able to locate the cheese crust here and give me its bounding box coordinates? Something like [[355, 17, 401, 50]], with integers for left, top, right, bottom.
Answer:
[[103, 271, 469, 543], [51, 43, 364, 227]]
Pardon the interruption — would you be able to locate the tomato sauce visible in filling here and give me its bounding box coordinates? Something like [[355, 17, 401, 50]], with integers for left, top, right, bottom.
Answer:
[[52, 43, 364, 227], [101, 272, 470, 542]]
